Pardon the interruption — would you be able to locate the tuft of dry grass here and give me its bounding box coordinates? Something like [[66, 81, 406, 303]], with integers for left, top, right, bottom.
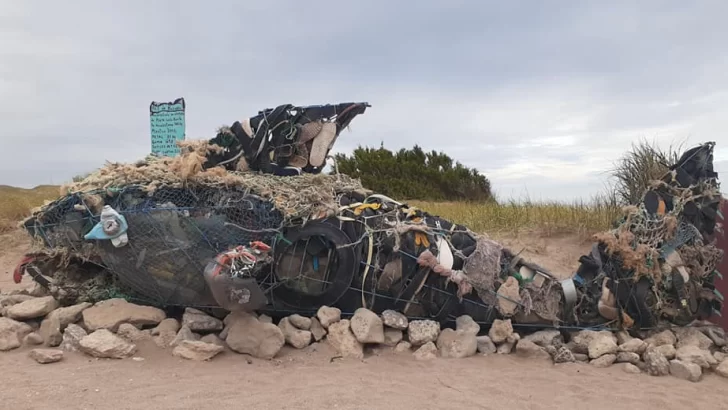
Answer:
[[0, 185, 61, 233]]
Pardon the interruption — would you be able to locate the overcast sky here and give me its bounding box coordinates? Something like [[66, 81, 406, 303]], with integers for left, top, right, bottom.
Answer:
[[2, 1, 727, 201]]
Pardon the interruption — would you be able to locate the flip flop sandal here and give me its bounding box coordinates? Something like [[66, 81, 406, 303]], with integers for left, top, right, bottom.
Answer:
[[309, 122, 337, 167]]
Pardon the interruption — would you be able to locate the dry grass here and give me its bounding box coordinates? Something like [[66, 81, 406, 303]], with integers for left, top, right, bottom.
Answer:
[[0, 185, 60, 233], [0, 184, 620, 238]]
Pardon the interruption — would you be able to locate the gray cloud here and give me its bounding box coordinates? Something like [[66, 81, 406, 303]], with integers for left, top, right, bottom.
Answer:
[[2, 1, 727, 201]]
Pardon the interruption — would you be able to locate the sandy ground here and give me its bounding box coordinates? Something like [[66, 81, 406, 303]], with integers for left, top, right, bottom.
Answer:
[[1, 230, 727, 410]]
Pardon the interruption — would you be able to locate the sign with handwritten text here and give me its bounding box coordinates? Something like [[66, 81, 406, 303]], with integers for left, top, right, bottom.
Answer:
[[150, 98, 186, 157]]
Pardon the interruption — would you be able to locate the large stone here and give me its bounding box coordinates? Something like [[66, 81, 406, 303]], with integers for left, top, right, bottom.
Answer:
[[278, 317, 312, 349], [615, 352, 641, 365], [496, 276, 521, 316], [702, 326, 727, 347], [623, 363, 642, 374], [381, 310, 408, 330], [0, 317, 31, 351], [655, 344, 676, 360], [590, 354, 617, 368], [326, 319, 363, 360], [0, 294, 36, 308], [79, 329, 137, 359], [553, 346, 576, 363], [436, 328, 477, 359], [172, 340, 224, 361], [674, 327, 713, 350], [515, 340, 551, 360], [619, 338, 647, 354], [29, 347, 62, 364], [288, 314, 312, 330], [488, 319, 513, 344], [39, 313, 62, 347], [394, 341, 412, 353], [316, 306, 341, 329], [309, 318, 327, 342], [522, 330, 562, 348], [573, 353, 589, 362], [715, 359, 728, 378], [181, 308, 223, 333], [29, 348, 63, 364], [199, 334, 226, 348], [5, 296, 59, 321], [413, 341, 438, 361], [588, 334, 618, 359], [644, 329, 676, 347], [408, 320, 440, 346], [350, 308, 385, 344], [47, 302, 92, 328], [570, 330, 616, 355], [59, 323, 87, 352], [117, 323, 151, 343], [23, 332, 43, 346], [225, 314, 285, 360], [383, 328, 403, 347], [643, 350, 670, 376], [675, 345, 716, 369], [497, 340, 516, 354], [152, 318, 180, 348], [616, 331, 633, 345], [170, 326, 198, 348], [669, 359, 701, 382], [476, 335, 497, 354], [455, 315, 480, 335], [82, 298, 166, 332]]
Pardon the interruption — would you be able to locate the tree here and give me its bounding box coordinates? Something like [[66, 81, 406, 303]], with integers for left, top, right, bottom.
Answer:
[[332, 144, 493, 201]]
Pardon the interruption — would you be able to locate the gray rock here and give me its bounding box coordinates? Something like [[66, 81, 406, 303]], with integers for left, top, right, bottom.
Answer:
[[488, 319, 513, 344], [413, 341, 438, 360], [455, 315, 480, 335], [59, 324, 87, 352], [226, 314, 284, 360], [408, 320, 440, 346], [153, 319, 181, 348], [436, 328, 477, 359], [702, 326, 727, 347], [669, 359, 702, 382], [715, 359, 728, 378], [616, 352, 641, 364], [199, 334, 226, 348], [674, 327, 714, 351], [39, 313, 62, 347], [288, 314, 312, 330], [326, 319, 363, 360], [350, 308, 385, 344], [643, 350, 670, 376], [497, 341, 515, 354], [381, 310, 408, 330], [619, 338, 647, 354], [82, 298, 166, 332], [316, 306, 342, 329], [476, 335, 497, 354], [588, 334, 618, 359], [258, 314, 273, 324], [623, 363, 642, 374], [675, 345, 716, 369], [117, 323, 151, 343], [5, 296, 59, 321], [0, 294, 36, 308], [553, 346, 576, 363], [181, 308, 223, 333], [29, 348, 63, 364], [496, 276, 521, 316], [23, 332, 43, 346], [278, 317, 312, 349], [309, 318, 327, 342], [590, 354, 617, 368], [522, 330, 562, 348], [0, 317, 31, 351], [506, 332, 521, 344], [714, 351, 726, 363], [515, 340, 551, 360], [172, 340, 224, 361], [171, 325, 199, 348], [79, 329, 137, 359], [655, 344, 676, 360], [46, 302, 92, 328], [570, 330, 616, 355], [383, 328, 403, 347], [644, 330, 677, 347], [573, 353, 589, 362], [616, 331, 633, 345], [394, 341, 412, 353]]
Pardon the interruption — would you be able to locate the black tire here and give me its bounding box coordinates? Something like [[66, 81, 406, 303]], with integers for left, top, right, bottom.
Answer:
[[271, 220, 357, 309]]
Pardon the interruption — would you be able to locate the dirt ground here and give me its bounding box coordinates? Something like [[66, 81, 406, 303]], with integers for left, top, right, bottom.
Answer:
[[1, 230, 727, 410]]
